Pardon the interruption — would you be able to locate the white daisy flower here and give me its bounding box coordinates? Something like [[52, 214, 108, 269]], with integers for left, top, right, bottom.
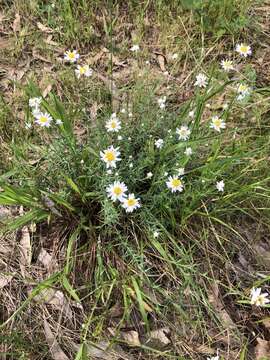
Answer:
[[176, 125, 191, 141], [117, 135, 123, 140], [237, 83, 251, 100], [216, 180, 225, 192], [120, 108, 126, 114], [105, 114, 121, 133], [220, 59, 234, 72], [107, 169, 112, 175], [29, 97, 42, 109], [250, 288, 270, 306], [153, 231, 160, 238], [194, 73, 208, 88], [171, 53, 178, 60], [106, 181, 127, 202], [75, 64, 93, 78], [166, 176, 184, 193], [56, 119, 63, 125], [236, 43, 252, 57], [130, 44, 140, 52], [64, 50, 80, 63], [210, 116, 226, 132], [177, 167, 185, 176], [146, 172, 153, 179], [34, 112, 53, 127], [100, 146, 121, 168], [207, 355, 219, 360], [122, 194, 141, 213], [184, 147, 193, 156], [157, 96, 166, 109], [155, 138, 164, 149]]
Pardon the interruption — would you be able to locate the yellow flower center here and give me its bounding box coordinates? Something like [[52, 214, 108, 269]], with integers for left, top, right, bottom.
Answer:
[[39, 116, 48, 123], [213, 118, 221, 127], [79, 66, 85, 74], [127, 198, 136, 207], [113, 186, 122, 196], [111, 121, 117, 129], [240, 45, 248, 53], [239, 84, 247, 92], [171, 178, 181, 188], [69, 52, 75, 59], [105, 151, 116, 162]]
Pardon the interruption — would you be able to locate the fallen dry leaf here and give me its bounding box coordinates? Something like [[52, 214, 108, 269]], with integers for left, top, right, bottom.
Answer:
[[37, 248, 59, 274], [43, 318, 69, 360], [208, 283, 236, 329], [86, 340, 130, 360], [121, 330, 141, 347], [31, 287, 82, 320], [12, 13, 21, 32], [42, 83, 52, 98], [0, 273, 14, 288], [255, 337, 270, 360], [157, 54, 166, 72], [37, 22, 54, 33], [143, 327, 171, 349], [19, 226, 31, 278]]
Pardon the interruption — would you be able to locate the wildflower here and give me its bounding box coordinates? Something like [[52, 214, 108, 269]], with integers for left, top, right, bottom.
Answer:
[[216, 180, 225, 192], [121, 108, 126, 114], [129, 163, 133, 168], [166, 176, 184, 193], [117, 135, 123, 141], [64, 50, 80, 63], [100, 146, 121, 168], [153, 231, 160, 238], [236, 43, 252, 57], [223, 103, 229, 110], [184, 147, 193, 156], [130, 44, 140, 52], [147, 172, 153, 179], [107, 169, 112, 175], [176, 125, 191, 141], [155, 139, 164, 149], [128, 112, 133, 118], [250, 288, 270, 306], [75, 64, 93, 79], [157, 96, 166, 109], [164, 172, 168, 177], [56, 119, 63, 125], [34, 112, 53, 127], [207, 355, 219, 360], [177, 167, 185, 176], [220, 59, 234, 72], [122, 194, 141, 213], [194, 73, 208, 88], [145, 60, 150, 65], [188, 110, 195, 118], [171, 53, 178, 60], [106, 181, 127, 202], [29, 97, 42, 109], [105, 114, 121, 133], [210, 116, 226, 132], [237, 83, 251, 100]]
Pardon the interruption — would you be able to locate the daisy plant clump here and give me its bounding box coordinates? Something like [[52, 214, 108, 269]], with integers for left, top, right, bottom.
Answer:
[[0, 39, 268, 356]]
